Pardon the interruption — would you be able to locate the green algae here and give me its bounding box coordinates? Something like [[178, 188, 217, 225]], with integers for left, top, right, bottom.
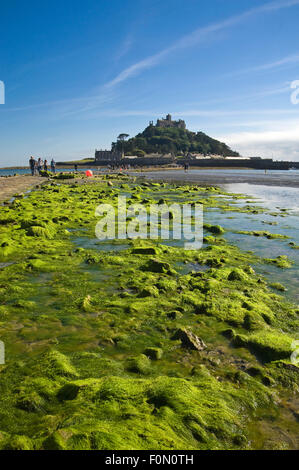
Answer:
[[0, 177, 298, 450], [236, 230, 290, 240], [203, 224, 225, 235], [269, 282, 287, 292], [233, 331, 294, 362], [264, 255, 293, 269]]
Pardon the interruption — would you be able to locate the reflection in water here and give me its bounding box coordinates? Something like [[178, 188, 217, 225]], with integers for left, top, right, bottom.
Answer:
[[223, 183, 299, 214]]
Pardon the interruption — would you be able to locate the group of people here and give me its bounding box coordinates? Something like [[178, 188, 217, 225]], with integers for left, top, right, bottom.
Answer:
[[29, 156, 56, 175]]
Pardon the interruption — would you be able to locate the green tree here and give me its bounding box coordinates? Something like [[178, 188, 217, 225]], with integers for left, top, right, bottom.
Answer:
[[117, 133, 129, 156]]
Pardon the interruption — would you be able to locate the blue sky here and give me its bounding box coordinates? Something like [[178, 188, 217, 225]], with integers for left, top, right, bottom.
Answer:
[[1, 0, 299, 166]]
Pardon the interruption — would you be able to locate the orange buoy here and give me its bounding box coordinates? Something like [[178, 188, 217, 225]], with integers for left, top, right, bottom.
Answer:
[[85, 170, 93, 177]]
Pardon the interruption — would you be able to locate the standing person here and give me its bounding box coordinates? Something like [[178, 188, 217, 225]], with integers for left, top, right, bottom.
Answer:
[[74, 164, 78, 172], [29, 156, 36, 176], [44, 159, 48, 172], [51, 158, 56, 173], [37, 158, 42, 175]]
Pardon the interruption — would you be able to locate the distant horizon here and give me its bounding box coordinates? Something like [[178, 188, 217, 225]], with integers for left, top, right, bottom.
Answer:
[[1, 0, 299, 165]]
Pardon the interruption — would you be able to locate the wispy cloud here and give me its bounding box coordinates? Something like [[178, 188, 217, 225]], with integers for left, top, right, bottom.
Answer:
[[183, 83, 290, 107], [104, 0, 299, 88], [227, 53, 299, 77], [4, 89, 116, 119], [114, 35, 134, 62]]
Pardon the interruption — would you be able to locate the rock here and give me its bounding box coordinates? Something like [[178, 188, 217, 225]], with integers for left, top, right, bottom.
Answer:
[[144, 347, 163, 360], [172, 328, 207, 351], [57, 383, 80, 401], [137, 286, 159, 298], [143, 258, 175, 274], [227, 268, 248, 282], [131, 247, 158, 255], [221, 328, 235, 339], [125, 354, 151, 374], [167, 310, 183, 320]]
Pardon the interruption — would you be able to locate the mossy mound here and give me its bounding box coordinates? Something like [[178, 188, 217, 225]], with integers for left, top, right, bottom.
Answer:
[[204, 224, 225, 235], [52, 173, 76, 180], [1, 370, 271, 450], [233, 331, 294, 362]]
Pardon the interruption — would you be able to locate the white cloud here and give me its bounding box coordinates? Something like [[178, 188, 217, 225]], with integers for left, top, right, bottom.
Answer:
[[216, 121, 299, 160], [227, 54, 299, 77], [114, 36, 134, 62]]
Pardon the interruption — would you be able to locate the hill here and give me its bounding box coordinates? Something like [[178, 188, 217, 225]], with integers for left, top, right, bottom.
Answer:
[[112, 124, 239, 157]]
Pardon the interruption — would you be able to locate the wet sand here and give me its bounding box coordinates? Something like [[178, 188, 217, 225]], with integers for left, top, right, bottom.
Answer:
[[0, 175, 45, 203], [129, 169, 299, 188]]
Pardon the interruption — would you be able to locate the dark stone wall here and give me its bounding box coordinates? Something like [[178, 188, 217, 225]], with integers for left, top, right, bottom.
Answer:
[[81, 157, 299, 170]]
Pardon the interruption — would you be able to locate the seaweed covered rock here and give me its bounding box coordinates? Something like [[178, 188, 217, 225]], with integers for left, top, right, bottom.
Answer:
[[269, 282, 287, 292], [125, 354, 151, 374], [40, 350, 79, 378], [264, 256, 293, 269], [172, 328, 207, 351], [203, 224, 225, 235], [131, 247, 158, 255], [0, 241, 15, 257], [233, 331, 294, 362], [143, 258, 176, 274], [144, 347, 163, 360], [227, 268, 248, 282], [0, 434, 34, 451], [26, 225, 55, 239], [52, 173, 75, 180]]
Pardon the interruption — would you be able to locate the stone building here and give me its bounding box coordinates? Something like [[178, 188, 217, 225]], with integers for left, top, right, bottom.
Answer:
[[94, 149, 123, 162], [153, 114, 186, 129]]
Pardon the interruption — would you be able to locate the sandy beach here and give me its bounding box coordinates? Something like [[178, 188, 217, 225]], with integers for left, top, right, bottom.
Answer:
[[0, 175, 45, 203], [128, 168, 299, 188]]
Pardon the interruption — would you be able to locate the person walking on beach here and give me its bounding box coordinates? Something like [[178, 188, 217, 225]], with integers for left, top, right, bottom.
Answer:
[[51, 158, 56, 173], [29, 156, 36, 176], [44, 159, 48, 172], [37, 158, 42, 175]]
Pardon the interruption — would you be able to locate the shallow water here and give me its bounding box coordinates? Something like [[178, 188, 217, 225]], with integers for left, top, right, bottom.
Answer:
[[71, 179, 299, 303], [223, 183, 299, 214], [132, 177, 299, 303]]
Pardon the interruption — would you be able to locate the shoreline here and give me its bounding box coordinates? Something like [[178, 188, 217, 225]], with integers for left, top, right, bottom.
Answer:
[[128, 168, 299, 188], [2, 167, 299, 188]]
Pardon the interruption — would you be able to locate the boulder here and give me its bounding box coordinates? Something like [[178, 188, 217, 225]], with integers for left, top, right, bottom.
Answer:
[[172, 328, 207, 351]]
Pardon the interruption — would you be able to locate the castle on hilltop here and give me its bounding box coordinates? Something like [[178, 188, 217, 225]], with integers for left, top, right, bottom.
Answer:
[[149, 114, 186, 129]]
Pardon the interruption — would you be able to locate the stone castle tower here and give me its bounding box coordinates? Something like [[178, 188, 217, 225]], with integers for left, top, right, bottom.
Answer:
[[153, 114, 186, 129]]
